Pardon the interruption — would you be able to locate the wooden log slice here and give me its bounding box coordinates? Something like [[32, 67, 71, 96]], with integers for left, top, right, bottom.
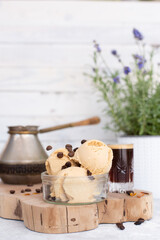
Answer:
[[0, 182, 152, 233]]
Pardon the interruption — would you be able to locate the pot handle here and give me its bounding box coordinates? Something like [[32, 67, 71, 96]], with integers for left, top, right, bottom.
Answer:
[[38, 116, 100, 134]]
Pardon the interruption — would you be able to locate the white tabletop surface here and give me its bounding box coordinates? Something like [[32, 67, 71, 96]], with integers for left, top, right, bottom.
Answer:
[[0, 199, 159, 240]]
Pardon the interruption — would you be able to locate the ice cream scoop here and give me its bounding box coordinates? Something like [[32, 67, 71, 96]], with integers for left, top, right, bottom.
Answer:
[[74, 140, 113, 175], [45, 148, 75, 175], [54, 167, 96, 203]]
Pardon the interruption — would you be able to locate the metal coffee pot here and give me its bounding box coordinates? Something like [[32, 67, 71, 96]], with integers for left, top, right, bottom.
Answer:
[[0, 116, 100, 184]]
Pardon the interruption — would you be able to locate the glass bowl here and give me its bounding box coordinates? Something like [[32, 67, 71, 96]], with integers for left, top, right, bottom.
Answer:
[[41, 171, 109, 205]]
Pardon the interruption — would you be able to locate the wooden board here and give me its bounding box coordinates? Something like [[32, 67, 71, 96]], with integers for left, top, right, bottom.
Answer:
[[0, 182, 152, 234]]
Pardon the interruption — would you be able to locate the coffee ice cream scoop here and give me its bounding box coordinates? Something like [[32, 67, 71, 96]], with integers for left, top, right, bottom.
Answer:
[[45, 148, 75, 175], [54, 167, 96, 203], [74, 140, 113, 175]]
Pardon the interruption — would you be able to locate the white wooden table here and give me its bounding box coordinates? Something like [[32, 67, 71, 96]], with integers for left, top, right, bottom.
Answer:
[[0, 199, 159, 240]]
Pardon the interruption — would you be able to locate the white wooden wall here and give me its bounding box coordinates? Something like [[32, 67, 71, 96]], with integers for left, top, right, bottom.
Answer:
[[0, 1, 160, 151]]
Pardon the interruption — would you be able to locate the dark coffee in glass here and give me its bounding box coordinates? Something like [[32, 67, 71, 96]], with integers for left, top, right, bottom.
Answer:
[[108, 144, 134, 193]]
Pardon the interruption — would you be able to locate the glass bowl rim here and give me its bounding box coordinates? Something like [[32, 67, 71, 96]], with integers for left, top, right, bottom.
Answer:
[[41, 171, 108, 180]]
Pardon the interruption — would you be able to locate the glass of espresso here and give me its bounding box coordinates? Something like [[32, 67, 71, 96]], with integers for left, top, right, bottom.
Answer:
[[108, 144, 134, 193]]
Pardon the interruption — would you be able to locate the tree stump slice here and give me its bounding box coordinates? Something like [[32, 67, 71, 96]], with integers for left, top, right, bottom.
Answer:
[[0, 182, 153, 233]]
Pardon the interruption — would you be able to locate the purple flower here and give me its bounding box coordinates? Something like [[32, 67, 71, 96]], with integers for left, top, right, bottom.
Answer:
[[133, 28, 143, 40], [111, 50, 117, 56], [137, 61, 144, 70], [133, 54, 144, 60], [93, 41, 101, 52], [113, 76, 120, 83], [124, 66, 131, 75]]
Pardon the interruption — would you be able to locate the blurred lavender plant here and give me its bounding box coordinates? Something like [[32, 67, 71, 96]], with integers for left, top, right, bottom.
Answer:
[[87, 29, 160, 135]]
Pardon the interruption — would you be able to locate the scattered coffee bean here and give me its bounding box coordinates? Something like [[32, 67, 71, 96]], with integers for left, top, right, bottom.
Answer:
[[76, 162, 81, 167], [101, 197, 105, 199], [87, 170, 92, 176], [35, 189, 41, 193], [21, 189, 25, 193], [57, 152, 63, 158], [51, 196, 56, 201], [71, 218, 76, 222], [25, 188, 31, 192], [68, 151, 74, 157], [10, 190, 15, 194], [126, 190, 134, 196], [81, 139, 87, 144], [47, 195, 56, 201], [105, 200, 108, 205], [65, 144, 72, 151], [27, 184, 33, 187], [65, 161, 72, 168], [61, 165, 67, 170], [134, 218, 145, 225], [46, 145, 52, 151], [116, 223, 125, 230], [73, 147, 78, 152]]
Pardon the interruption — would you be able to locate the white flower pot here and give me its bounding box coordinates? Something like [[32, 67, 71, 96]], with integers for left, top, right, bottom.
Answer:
[[118, 136, 160, 198]]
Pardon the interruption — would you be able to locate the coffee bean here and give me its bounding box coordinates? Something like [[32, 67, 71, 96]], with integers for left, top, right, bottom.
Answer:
[[126, 190, 134, 196], [116, 223, 125, 230], [87, 170, 92, 176], [21, 189, 25, 193], [51, 196, 56, 201], [25, 188, 31, 192], [61, 165, 67, 170], [10, 190, 15, 194], [65, 144, 72, 150], [101, 197, 105, 200], [65, 161, 71, 168], [76, 162, 81, 167], [57, 152, 63, 158], [73, 147, 78, 152], [81, 139, 87, 144], [46, 145, 52, 151], [105, 200, 108, 205], [68, 151, 74, 157], [27, 184, 33, 187], [35, 189, 41, 193], [134, 218, 145, 225]]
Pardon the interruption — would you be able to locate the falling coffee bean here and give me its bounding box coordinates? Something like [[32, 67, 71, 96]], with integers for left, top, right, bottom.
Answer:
[[57, 152, 63, 158], [81, 139, 87, 144], [10, 190, 15, 194], [21, 189, 25, 193], [134, 218, 145, 225], [116, 223, 125, 230], [46, 145, 52, 151], [68, 151, 74, 157], [65, 161, 72, 168]]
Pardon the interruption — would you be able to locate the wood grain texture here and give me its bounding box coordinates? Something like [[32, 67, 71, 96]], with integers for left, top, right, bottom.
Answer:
[[0, 182, 153, 234]]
